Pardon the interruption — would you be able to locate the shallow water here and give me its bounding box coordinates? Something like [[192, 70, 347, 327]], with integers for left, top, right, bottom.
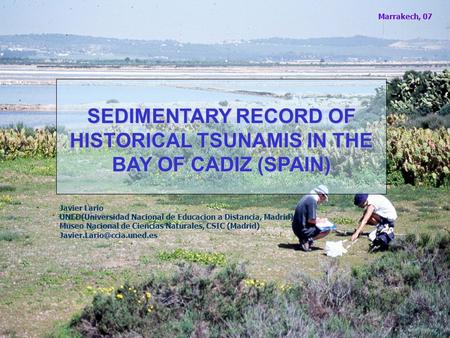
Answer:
[[1, 80, 379, 104], [0, 80, 381, 128], [0, 85, 55, 104], [0, 111, 55, 127]]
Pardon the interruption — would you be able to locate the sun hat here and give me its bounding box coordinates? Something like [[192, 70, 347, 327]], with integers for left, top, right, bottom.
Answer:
[[354, 193, 369, 207], [314, 184, 329, 201]]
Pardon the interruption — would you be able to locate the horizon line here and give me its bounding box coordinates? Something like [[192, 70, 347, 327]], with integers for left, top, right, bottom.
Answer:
[[0, 33, 447, 44]]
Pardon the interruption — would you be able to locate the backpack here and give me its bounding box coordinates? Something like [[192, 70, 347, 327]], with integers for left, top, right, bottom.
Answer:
[[370, 224, 394, 250]]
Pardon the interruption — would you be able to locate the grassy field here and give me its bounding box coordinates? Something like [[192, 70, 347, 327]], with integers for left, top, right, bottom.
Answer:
[[0, 158, 449, 337]]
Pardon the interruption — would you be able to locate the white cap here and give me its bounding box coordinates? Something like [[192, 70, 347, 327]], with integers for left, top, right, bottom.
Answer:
[[314, 184, 329, 201]]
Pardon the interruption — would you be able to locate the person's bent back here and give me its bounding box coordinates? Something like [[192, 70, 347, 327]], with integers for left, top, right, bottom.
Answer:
[[291, 185, 330, 252]]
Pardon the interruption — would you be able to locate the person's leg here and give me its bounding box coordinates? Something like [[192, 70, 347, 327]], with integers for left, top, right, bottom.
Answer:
[[367, 213, 382, 225], [368, 214, 394, 229], [293, 224, 312, 251], [313, 230, 330, 240], [292, 223, 304, 242], [371, 216, 395, 251], [297, 226, 316, 251], [306, 226, 328, 248]]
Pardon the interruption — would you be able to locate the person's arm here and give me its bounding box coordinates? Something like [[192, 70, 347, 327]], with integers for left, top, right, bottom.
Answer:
[[308, 217, 328, 225], [351, 204, 375, 241], [306, 199, 317, 226]]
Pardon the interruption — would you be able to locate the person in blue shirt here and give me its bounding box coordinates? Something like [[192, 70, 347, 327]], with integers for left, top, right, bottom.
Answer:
[[292, 185, 330, 252]]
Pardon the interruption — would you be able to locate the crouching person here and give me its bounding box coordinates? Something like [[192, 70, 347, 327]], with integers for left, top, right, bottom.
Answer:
[[292, 185, 331, 252], [352, 194, 397, 250]]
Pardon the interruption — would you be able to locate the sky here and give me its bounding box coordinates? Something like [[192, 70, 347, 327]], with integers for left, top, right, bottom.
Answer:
[[0, 0, 449, 43]]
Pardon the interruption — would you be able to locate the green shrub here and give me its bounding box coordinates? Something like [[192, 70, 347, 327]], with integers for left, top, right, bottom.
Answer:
[[5, 122, 35, 137], [331, 216, 354, 225], [387, 127, 450, 187], [438, 102, 450, 116], [0, 185, 15, 192], [218, 100, 228, 107], [75, 283, 155, 336], [406, 114, 450, 129], [387, 69, 450, 117], [0, 128, 56, 160], [71, 233, 450, 337], [46, 320, 82, 338], [0, 229, 22, 242], [157, 248, 227, 266]]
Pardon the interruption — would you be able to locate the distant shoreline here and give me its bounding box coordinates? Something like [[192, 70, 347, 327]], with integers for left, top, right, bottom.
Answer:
[[0, 63, 448, 86], [0, 104, 55, 112]]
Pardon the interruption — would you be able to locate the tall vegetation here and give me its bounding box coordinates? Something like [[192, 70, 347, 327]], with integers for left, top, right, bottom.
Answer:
[[66, 233, 449, 337], [387, 123, 450, 186], [1, 70, 449, 186], [0, 127, 56, 160], [387, 69, 450, 128]]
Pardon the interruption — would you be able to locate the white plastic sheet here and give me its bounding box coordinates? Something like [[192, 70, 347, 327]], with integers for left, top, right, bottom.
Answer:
[[325, 240, 348, 257]]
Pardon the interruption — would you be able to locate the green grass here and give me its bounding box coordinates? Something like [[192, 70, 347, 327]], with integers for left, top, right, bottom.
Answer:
[[46, 322, 82, 338], [157, 248, 227, 266], [94, 242, 112, 249], [70, 233, 450, 337], [0, 194, 21, 208], [206, 202, 233, 210], [0, 229, 22, 242], [0, 157, 448, 337], [159, 194, 297, 209], [330, 216, 354, 225], [139, 255, 152, 265], [0, 185, 15, 192], [0, 157, 55, 176], [157, 185, 449, 212]]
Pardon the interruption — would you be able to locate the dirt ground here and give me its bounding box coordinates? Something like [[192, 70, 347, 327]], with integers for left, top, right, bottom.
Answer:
[[0, 158, 449, 337]]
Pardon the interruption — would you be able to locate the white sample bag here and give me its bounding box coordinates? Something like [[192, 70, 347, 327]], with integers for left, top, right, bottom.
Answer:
[[325, 240, 348, 257], [368, 229, 377, 242]]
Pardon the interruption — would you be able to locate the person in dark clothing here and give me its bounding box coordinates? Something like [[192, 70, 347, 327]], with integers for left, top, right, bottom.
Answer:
[[292, 185, 330, 251]]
